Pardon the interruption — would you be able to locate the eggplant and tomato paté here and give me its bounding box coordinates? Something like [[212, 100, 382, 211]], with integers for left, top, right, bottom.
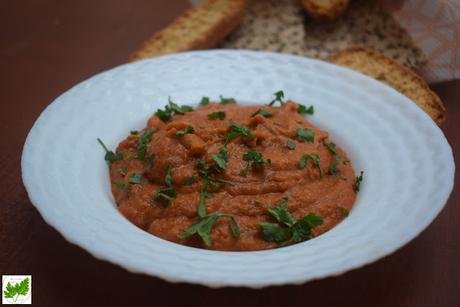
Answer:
[[98, 92, 362, 251]]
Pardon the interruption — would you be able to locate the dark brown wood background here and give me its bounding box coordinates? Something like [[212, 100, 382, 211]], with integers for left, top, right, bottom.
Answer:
[[1, 1, 459, 306]]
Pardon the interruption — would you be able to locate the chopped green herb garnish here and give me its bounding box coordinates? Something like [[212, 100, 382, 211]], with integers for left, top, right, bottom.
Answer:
[[211, 145, 228, 171], [299, 153, 323, 177], [328, 162, 339, 175], [128, 172, 142, 184], [324, 142, 349, 164], [208, 111, 226, 120], [113, 181, 127, 190], [219, 95, 236, 104], [154, 187, 177, 206], [226, 120, 255, 141], [297, 104, 314, 115], [267, 90, 285, 106], [242, 149, 270, 173], [97, 138, 123, 165], [155, 97, 194, 122], [354, 171, 364, 192], [136, 128, 154, 159], [130, 130, 139, 135], [165, 164, 173, 187], [117, 167, 127, 177], [175, 125, 194, 137], [182, 176, 196, 185], [144, 154, 153, 170], [251, 109, 273, 117], [260, 197, 323, 246], [342, 207, 350, 217], [200, 96, 210, 106], [287, 139, 296, 150], [296, 128, 314, 143]]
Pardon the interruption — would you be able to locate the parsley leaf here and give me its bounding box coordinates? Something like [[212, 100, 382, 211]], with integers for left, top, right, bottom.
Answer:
[[242, 149, 270, 173], [117, 167, 127, 177], [200, 96, 210, 106], [137, 128, 154, 159], [165, 164, 173, 187], [97, 138, 123, 165], [267, 90, 285, 106], [299, 153, 322, 177], [154, 188, 176, 206], [182, 176, 196, 185], [219, 95, 236, 104], [251, 109, 273, 117], [328, 162, 339, 175], [354, 171, 364, 192], [208, 111, 226, 120], [3, 278, 30, 302], [287, 139, 296, 150], [324, 142, 349, 164], [226, 120, 255, 141], [260, 198, 323, 246], [155, 97, 194, 122], [175, 125, 194, 137], [296, 128, 314, 143], [128, 172, 142, 184], [211, 145, 228, 170], [297, 104, 314, 115]]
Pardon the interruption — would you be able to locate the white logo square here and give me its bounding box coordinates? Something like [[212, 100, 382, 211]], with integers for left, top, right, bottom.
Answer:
[[2, 275, 32, 305]]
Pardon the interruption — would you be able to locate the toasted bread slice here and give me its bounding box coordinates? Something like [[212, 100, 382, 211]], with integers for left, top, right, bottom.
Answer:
[[130, 0, 247, 61], [329, 46, 445, 125], [301, 0, 349, 20]]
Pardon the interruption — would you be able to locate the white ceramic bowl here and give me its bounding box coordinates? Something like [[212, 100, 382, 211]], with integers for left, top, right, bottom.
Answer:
[[22, 50, 454, 288]]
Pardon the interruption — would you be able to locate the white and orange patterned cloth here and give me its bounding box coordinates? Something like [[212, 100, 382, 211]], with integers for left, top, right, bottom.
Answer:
[[381, 0, 460, 83]]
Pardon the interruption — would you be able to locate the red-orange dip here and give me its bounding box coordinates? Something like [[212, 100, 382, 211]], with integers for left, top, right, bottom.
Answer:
[[104, 96, 358, 251]]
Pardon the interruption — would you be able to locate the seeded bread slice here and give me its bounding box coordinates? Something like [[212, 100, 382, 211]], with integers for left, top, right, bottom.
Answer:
[[301, 0, 349, 20], [329, 46, 445, 125], [130, 0, 247, 61]]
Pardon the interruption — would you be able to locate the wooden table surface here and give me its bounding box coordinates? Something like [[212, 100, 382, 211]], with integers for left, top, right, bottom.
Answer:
[[1, 1, 459, 306]]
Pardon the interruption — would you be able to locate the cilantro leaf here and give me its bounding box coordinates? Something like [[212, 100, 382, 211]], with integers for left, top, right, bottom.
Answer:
[[130, 130, 139, 135], [197, 186, 213, 218], [144, 154, 153, 170], [208, 111, 226, 120], [342, 207, 350, 217], [251, 109, 273, 117], [219, 95, 236, 104], [128, 172, 142, 184], [296, 128, 314, 143], [297, 104, 314, 115], [200, 96, 210, 106], [113, 181, 127, 190], [287, 139, 296, 150], [97, 138, 123, 165], [267, 90, 285, 106], [324, 142, 349, 164], [226, 120, 255, 141], [298, 153, 322, 177], [354, 171, 364, 192], [229, 216, 240, 238], [175, 125, 194, 137]]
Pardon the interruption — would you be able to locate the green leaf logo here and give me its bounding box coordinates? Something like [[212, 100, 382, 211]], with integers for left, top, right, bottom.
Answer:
[[3, 277, 30, 303]]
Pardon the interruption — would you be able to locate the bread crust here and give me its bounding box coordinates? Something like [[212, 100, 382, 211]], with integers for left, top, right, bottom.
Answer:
[[130, 0, 247, 61], [329, 46, 446, 125], [301, 0, 349, 20]]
